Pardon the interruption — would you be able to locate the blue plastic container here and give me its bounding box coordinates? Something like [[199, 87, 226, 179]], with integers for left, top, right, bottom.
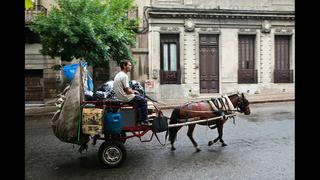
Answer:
[[104, 112, 122, 134]]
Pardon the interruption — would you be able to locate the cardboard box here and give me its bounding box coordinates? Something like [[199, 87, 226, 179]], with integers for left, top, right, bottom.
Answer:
[[82, 108, 104, 136]]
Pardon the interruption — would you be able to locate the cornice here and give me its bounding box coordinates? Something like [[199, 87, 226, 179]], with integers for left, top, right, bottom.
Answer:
[[148, 7, 294, 20]]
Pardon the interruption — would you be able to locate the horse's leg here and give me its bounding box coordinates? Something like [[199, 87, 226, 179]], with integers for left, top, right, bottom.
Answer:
[[169, 126, 182, 151], [208, 123, 227, 146], [187, 124, 201, 152], [217, 124, 227, 146], [208, 132, 219, 146]]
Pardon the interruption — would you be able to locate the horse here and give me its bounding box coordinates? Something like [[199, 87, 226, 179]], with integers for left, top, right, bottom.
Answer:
[[168, 93, 251, 152]]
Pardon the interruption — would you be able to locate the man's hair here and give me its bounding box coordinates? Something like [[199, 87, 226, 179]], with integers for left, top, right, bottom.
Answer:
[[120, 60, 131, 70]]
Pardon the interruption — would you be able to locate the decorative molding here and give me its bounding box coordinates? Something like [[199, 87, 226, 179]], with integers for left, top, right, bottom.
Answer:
[[198, 27, 221, 34], [238, 28, 257, 34], [131, 48, 149, 53], [152, 0, 183, 4], [261, 20, 271, 33], [160, 26, 180, 32], [148, 7, 294, 21], [275, 28, 293, 34], [184, 18, 195, 32], [239, 28, 256, 32]]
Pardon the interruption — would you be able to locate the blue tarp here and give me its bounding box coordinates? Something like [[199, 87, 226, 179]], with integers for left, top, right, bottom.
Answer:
[[63, 61, 94, 91]]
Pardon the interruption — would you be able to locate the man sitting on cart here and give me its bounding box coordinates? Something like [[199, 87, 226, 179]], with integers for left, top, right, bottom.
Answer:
[[113, 60, 150, 126]]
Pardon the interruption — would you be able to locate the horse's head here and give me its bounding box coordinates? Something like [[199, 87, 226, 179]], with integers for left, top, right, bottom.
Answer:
[[238, 93, 251, 115], [229, 93, 251, 115]]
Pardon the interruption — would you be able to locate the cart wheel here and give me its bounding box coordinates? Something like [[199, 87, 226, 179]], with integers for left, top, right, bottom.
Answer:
[[98, 140, 126, 168]]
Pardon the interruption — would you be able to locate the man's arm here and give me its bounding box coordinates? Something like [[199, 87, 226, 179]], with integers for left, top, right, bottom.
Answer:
[[123, 74, 139, 95], [124, 87, 136, 94]]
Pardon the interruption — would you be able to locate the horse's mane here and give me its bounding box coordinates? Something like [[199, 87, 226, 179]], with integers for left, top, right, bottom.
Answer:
[[227, 93, 239, 98]]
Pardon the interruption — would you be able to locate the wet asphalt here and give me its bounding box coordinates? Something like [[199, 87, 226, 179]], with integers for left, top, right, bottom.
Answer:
[[25, 101, 294, 180]]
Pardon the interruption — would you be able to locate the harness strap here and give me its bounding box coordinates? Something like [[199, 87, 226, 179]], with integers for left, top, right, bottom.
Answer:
[[208, 100, 218, 111], [212, 98, 222, 109], [218, 98, 227, 111], [223, 95, 235, 110], [152, 130, 168, 146]]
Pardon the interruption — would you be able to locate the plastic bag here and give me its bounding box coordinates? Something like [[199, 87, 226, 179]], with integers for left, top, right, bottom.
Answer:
[[63, 61, 87, 81], [63, 61, 94, 92]]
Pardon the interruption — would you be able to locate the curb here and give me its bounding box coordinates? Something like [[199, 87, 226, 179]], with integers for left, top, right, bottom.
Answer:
[[158, 99, 294, 109], [25, 98, 294, 117]]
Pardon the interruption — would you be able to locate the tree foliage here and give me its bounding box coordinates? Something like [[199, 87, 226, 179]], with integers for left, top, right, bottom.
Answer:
[[30, 0, 138, 66], [25, 0, 33, 10]]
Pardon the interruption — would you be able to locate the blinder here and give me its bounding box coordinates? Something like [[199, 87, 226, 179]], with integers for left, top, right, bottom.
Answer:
[[237, 96, 249, 113]]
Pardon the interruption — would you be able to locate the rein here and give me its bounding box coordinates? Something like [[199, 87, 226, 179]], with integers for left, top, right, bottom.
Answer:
[[178, 109, 242, 113]]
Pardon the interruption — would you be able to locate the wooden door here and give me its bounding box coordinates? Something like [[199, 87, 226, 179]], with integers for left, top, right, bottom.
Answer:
[[25, 70, 43, 102], [199, 34, 219, 93]]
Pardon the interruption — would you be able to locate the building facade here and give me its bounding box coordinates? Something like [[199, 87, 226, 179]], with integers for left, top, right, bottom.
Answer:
[[25, 0, 295, 104], [25, 0, 62, 104], [141, 0, 294, 100]]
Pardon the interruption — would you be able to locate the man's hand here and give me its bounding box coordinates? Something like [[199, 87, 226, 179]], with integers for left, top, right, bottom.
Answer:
[[124, 87, 138, 95]]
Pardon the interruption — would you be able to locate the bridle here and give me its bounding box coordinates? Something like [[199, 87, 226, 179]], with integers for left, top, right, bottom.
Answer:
[[236, 96, 249, 113]]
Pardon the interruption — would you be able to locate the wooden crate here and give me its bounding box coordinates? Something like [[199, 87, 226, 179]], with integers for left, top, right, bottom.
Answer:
[[82, 108, 104, 136]]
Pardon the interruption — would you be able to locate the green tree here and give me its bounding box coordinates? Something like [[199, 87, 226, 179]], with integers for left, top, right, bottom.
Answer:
[[29, 0, 138, 66], [25, 0, 33, 10]]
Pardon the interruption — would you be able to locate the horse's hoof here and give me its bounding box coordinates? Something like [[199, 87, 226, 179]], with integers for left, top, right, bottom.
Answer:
[[208, 141, 213, 146], [221, 143, 227, 147], [171, 147, 176, 151], [196, 148, 201, 152]]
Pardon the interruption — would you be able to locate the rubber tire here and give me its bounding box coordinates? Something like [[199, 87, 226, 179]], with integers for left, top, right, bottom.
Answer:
[[98, 140, 126, 168]]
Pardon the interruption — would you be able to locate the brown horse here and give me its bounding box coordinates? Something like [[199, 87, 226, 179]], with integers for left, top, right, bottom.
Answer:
[[168, 93, 251, 152]]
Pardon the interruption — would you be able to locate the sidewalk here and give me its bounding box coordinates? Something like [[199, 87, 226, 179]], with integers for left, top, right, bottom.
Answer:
[[25, 92, 294, 118]]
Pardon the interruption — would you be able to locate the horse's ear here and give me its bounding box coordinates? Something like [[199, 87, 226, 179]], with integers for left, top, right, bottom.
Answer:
[[241, 93, 245, 98]]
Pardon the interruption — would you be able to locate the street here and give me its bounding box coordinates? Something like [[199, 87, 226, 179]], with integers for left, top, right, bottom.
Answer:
[[25, 101, 294, 180]]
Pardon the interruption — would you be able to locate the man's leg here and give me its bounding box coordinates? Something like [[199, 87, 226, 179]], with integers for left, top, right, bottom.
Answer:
[[129, 95, 148, 123]]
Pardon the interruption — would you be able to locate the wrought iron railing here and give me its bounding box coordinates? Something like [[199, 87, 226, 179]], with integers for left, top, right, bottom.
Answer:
[[238, 69, 258, 84], [25, 5, 47, 23], [274, 69, 293, 83], [160, 70, 181, 84]]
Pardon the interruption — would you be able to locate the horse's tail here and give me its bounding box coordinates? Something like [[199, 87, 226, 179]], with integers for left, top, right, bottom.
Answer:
[[168, 108, 180, 142]]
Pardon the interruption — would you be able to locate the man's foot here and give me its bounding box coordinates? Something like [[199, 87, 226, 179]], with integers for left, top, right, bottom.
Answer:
[[140, 121, 151, 126], [92, 135, 100, 145]]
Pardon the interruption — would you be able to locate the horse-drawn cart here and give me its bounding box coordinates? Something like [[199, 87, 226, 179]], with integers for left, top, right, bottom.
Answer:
[[53, 62, 250, 168], [80, 99, 238, 168]]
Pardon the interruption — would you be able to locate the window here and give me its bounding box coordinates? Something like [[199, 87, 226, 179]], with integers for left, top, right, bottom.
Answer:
[[25, 27, 40, 44], [238, 35, 257, 83], [274, 35, 293, 83], [160, 34, 180, 84]]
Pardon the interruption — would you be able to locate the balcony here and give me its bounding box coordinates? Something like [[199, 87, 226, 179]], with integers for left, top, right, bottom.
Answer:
[[25, 5, 47, 24]]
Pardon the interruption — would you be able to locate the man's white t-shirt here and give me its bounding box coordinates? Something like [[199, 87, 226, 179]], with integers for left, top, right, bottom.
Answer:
[[113, 71, 135, 102]]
